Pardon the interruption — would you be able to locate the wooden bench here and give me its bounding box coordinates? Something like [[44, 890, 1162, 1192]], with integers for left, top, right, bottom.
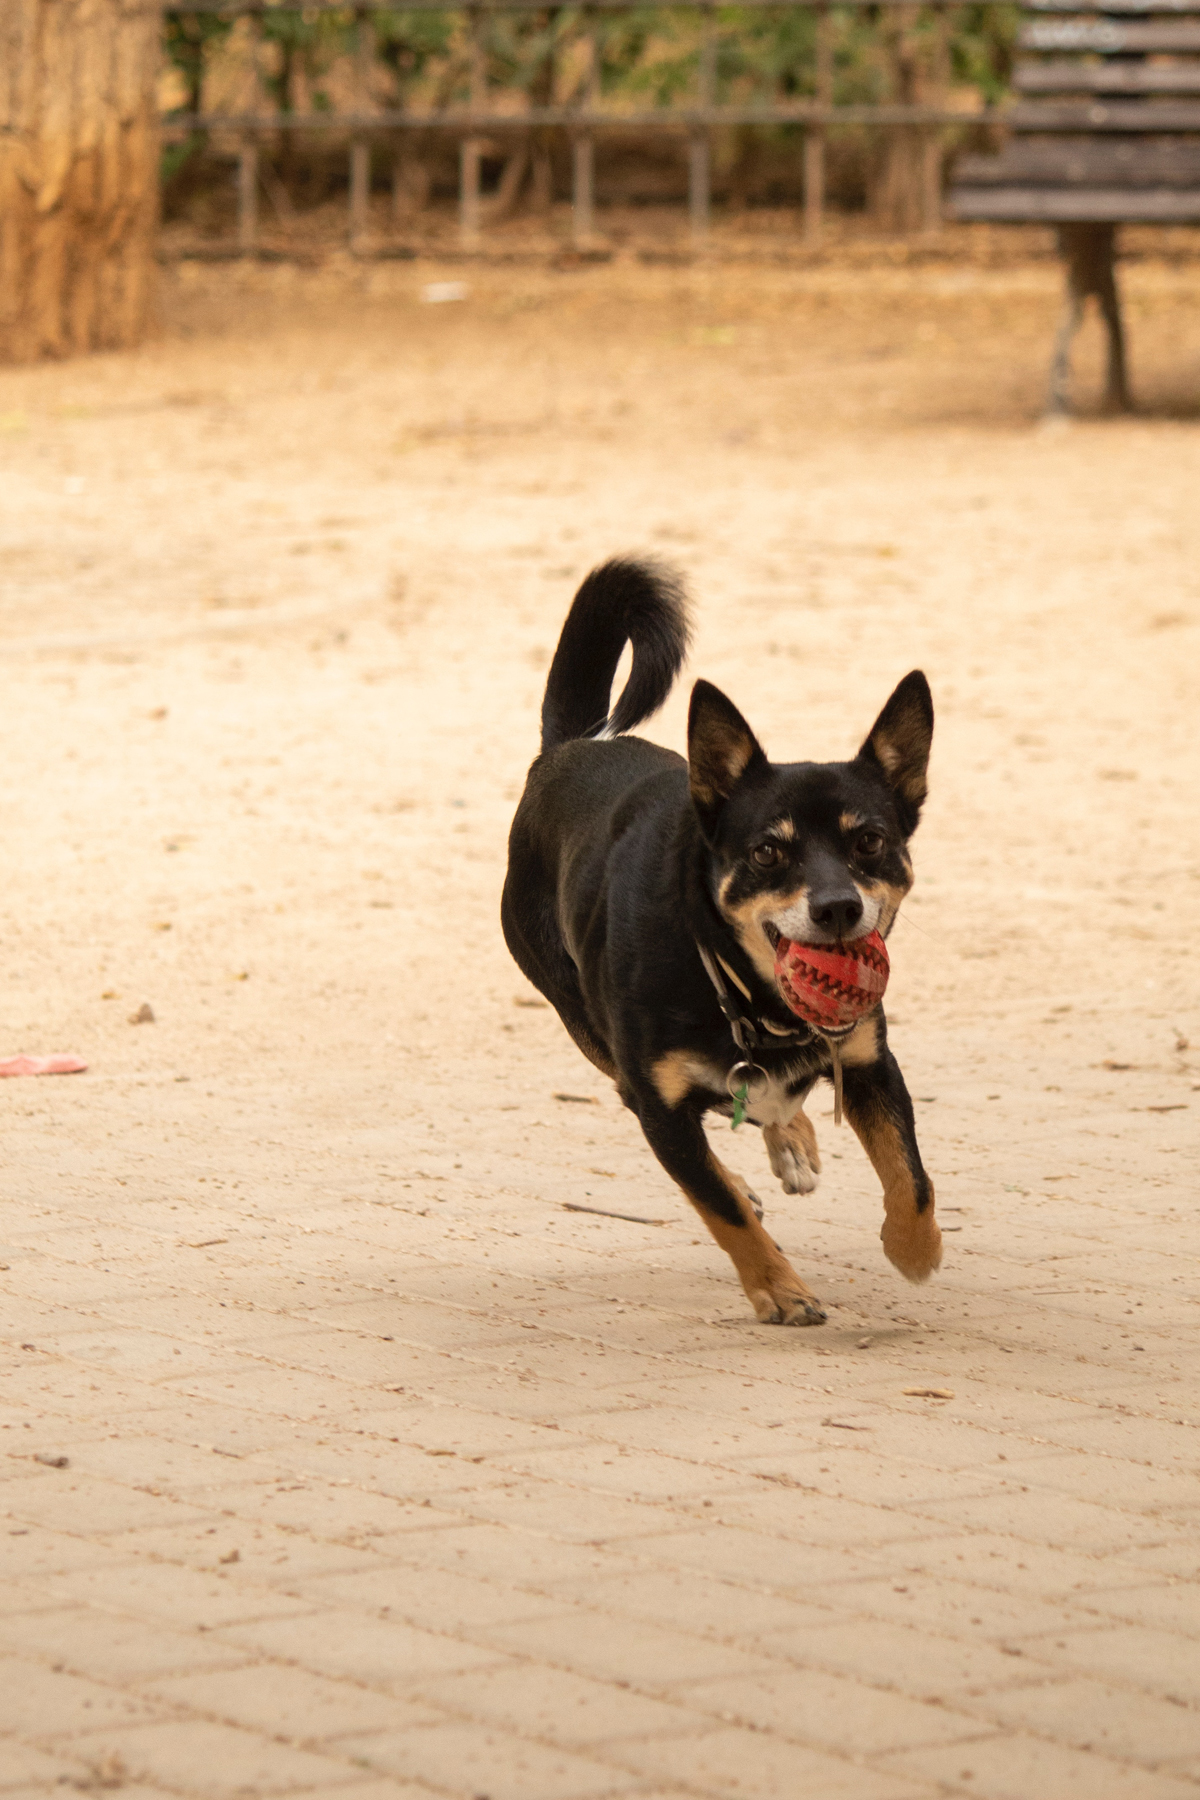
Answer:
[[948, 0, 1200, 412]]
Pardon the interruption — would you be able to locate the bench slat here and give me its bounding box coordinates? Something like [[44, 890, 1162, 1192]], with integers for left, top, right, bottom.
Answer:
[[956, 138, 1200, 183], [948, 182, 1200, 218], [1015, 61, 1200, 93], [1009, 98, 1200, 126], [1021, 20, 1200, 50], [1026, 0, 1200, 15]]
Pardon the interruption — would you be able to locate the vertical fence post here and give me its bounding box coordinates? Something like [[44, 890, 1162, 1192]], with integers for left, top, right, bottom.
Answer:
[[688, 134, 710, 242], [349, 7, 372, 250], [690, 0, 715, 245], [922, 2, 949, 235], [573, 136, 595, 245], [573, 13, 598, 248], [805, 2, 831, 242], [460, 139, 483, 246], [237, 137, 258, 255], [461, 7, 486, 248]]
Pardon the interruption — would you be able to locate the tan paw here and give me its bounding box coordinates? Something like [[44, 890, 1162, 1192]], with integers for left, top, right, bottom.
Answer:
[[764, 1119, 821, 1197], [881, 1212, 943, 1284], [767, 1137, 819, 1196], [745, 1269, 828, 1327]]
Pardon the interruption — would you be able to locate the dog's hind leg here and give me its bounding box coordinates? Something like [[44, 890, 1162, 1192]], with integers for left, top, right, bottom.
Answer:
[[841, 1051, 941, 1283], [636, 1094, 826, 1325], [502, 887, 618, 1081], [764, 1108, 821, 1196]]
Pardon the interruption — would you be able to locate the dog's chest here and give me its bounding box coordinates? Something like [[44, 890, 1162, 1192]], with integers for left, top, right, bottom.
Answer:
[[743, 1066, 811, 1128], [686, 1055, 811, 1128]]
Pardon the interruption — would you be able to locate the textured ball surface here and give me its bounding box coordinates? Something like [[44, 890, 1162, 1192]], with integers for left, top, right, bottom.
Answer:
[[775, 930, 889, 1032]]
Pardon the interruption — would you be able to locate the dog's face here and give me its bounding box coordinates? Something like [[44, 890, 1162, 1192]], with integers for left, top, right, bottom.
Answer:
[[687, 673, 933, 986]]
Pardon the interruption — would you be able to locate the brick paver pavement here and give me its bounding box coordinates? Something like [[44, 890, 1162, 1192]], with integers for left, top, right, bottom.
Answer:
[[0, 256, 1197, 1798]]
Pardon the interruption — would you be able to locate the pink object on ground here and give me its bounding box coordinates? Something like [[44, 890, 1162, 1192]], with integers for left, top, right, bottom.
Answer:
[[774, 930, 890, 1032], [0, 1055, 87, 1078]]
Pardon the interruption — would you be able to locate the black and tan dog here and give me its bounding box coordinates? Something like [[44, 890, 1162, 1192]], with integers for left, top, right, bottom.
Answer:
[[502, 558, 940, 1325]]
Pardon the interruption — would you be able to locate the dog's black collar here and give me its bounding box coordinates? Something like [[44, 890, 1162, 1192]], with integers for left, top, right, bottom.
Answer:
[[693, 940, 817, 1056]]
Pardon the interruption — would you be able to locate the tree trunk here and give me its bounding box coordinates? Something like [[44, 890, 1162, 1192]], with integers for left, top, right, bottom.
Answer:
[[872, 6, 923, 232], [0, 0, 161, 363]]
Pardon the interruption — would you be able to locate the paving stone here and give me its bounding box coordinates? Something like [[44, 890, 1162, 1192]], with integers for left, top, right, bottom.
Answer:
[[1081, 1583, 1200, 1636], [139, 1664, 445, 1742], [873, 1531, 1152, 1603], [33, 1559, 314, 1632], [0, 1475, 213, 1539], [301, 1558, 573, 1631], [113, 1522, 382, 1584], [758, 1613, 1047, 1698], [685, 1665, 984, 1755], [0, 1609, 250, 1683], [878, 1730, 1200, 1800], [914, 1487, 1162, 1553], [413, 1661, 702, 1747], [430, 1479, 694, 1542], [481, 1608, 783, 1686], [387, 1520, 644, 1587], [1016, 1624, 1200, 1705], [968, 1676, 1200, 1765], [58, 1435, 288, 1496], [608, 1725, 933, 1798], [216, 1609, 501, 1685], [496, 1440, 764, 1502], [0, 1521, 133, 1583], [293, 1785, 441, 1800], [617, 1525, 889, 1592], [74, 1721, 358, 1796], [0, 1656, 164, 1737], [0, 1739, 89, 1790], [803, 1571, 1099, 1645], [201, 1481, 464, 1541], [542, 1564, 836, 1641], [1, 1790, 177, 1800], [335, 1721, 629, 1799]]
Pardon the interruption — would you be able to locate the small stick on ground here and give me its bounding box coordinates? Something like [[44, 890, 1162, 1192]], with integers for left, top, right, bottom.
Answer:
[[563, 1202, 664, 1225]]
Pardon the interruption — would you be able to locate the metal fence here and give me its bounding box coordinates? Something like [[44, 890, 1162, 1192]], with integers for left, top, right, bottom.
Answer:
[[162, 1, 1001, 252]]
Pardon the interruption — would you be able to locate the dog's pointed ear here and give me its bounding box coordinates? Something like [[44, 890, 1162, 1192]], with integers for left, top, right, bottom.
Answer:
[[688, 680, 767, 829], [856, 670, 933, 831]]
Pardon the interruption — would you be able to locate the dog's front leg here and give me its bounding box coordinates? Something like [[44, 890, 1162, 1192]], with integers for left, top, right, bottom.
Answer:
[[841, 1049, 941, 1282], [636, 1093, 827, 1326]]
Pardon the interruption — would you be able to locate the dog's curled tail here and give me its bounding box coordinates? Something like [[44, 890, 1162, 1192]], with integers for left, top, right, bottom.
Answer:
[[540, 557, 691, 753]]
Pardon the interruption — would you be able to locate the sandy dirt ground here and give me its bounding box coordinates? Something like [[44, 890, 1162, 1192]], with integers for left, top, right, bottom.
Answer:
[[0, 239, 1198, 1798]]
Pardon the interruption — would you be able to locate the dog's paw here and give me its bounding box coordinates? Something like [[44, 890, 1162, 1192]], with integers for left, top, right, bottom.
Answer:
[[764, 1120, 820, 1196], [747, 1274, 828, 1327], [881, 1212, 943, 1284], [769, 1140, 819, 1196]]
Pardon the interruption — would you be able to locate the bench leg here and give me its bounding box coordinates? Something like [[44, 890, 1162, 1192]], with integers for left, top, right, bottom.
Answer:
[[1049, 224, 1132, 418], [1048, 289, 1085, 417], [1095, 255, 1131, 415]]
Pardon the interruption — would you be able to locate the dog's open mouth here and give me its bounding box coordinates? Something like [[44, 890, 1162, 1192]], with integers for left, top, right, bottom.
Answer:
[[771, 928, 890, 1032]]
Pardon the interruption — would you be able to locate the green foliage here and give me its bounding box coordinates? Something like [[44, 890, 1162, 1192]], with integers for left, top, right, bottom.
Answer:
[[257, 7, 352, 116], [164, 10, 234, 116], [949, 3, 1021, 103], [159, 1, 1021, 175], [595, 8, 697, 106], [374, 7, 458, 97]]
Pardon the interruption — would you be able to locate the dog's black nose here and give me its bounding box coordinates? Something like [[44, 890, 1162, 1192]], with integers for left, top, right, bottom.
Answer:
[[808, 892, 864, 938]]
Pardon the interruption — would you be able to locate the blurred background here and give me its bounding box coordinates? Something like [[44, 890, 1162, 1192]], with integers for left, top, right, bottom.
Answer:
[[0, 10, 1198, 1797]]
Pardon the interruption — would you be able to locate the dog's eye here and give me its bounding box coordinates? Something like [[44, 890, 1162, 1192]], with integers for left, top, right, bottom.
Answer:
[[855, 831, 885, 858], [751, 843, 782, 869]]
